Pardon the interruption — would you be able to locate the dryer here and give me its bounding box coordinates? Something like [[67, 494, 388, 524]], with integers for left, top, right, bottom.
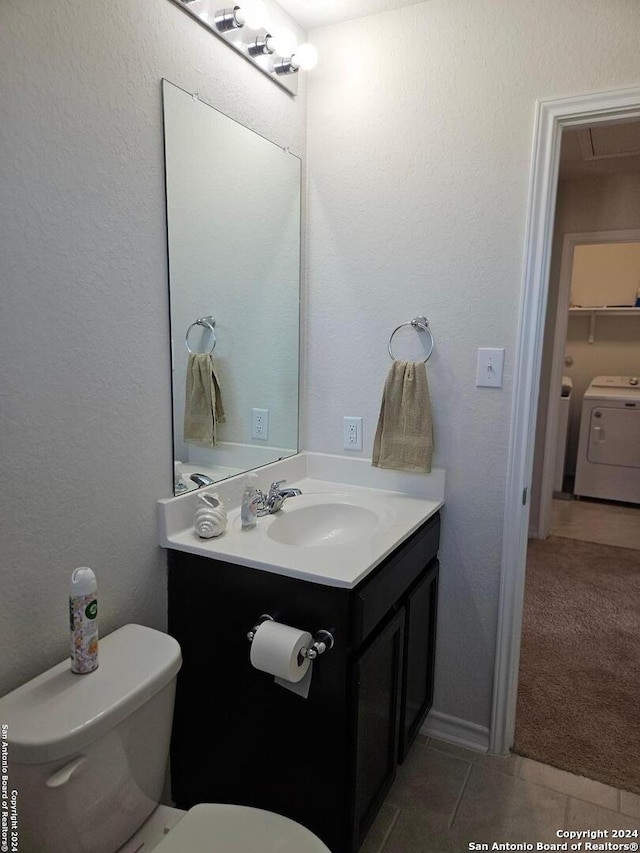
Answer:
[[574, 375, 640, 504]]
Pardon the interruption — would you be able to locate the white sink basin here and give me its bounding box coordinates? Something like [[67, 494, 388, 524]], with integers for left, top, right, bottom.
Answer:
[[158, 464, 444, 588], [266, 502, 379, 547]]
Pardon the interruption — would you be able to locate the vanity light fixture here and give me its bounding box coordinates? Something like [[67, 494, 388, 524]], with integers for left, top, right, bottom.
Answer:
[[247, 34, 273, 57], [172, 0, 317, 95], [214, 0, 269, 32], [274, 42, 318, 75]]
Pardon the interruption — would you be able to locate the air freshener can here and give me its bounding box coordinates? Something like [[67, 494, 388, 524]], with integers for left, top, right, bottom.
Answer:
[[69, 567, 99, 674]]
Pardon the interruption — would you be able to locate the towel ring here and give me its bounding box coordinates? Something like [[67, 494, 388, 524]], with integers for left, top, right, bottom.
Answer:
[[186, 316, 216, 355], [388, 316, 434, 362]]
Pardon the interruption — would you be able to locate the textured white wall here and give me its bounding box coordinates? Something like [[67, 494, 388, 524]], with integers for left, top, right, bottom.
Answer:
[[0, 0, 306, 694], [304, 0, 640, 730]]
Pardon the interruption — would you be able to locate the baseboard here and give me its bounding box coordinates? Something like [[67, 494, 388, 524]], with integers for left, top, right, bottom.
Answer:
[[420, 710, 490, 753]]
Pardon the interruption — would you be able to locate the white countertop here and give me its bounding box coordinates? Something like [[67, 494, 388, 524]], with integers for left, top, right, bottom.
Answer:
[[157, 453, 445, 589]]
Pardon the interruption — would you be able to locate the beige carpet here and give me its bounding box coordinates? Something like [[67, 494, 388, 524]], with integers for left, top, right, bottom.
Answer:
[[514, 536, 640, 794]]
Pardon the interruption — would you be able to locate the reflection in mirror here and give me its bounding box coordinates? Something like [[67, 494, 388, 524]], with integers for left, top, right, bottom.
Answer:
[[162, 80, 300, 495]]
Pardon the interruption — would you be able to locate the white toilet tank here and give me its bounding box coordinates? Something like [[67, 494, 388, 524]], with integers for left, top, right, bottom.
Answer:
[[0, 624, 182, 853]]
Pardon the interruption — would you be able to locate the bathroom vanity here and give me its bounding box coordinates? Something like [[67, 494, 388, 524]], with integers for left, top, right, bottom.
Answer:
[[167, 498, 440, 853]]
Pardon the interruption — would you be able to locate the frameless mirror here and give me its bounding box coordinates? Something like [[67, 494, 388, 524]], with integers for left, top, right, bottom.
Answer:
[[162, 80, 300, 494]]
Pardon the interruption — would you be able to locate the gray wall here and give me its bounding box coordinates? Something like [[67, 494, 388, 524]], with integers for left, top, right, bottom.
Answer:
[[0, 0, 306, 694], [304, 0, 640, 733]]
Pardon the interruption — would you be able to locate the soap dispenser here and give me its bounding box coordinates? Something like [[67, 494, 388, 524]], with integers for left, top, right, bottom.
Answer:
[[241, 473, 261, 529]]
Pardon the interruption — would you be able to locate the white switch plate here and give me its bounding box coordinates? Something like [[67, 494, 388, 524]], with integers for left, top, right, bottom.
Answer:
[[476, 348, 505, 388], [343, 416, 363, 450], [251, 408, 269, 440]]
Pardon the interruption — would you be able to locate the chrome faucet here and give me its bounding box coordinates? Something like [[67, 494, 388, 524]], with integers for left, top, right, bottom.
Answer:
[[189, 473, 216, 488], [256, 479, 302, 515]]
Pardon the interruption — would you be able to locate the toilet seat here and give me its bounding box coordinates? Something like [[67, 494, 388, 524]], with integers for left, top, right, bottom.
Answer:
[[152, 803, 331, 853]]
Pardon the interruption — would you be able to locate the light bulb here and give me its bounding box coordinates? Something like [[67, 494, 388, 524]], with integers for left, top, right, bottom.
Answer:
[[268, 27, 297, 57], [291, 42, 318, 71], [235, 0, 269, 29]]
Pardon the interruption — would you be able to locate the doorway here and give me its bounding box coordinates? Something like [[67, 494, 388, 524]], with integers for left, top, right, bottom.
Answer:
[[514, 162, 640, 787], [532, 224, 640, 541], [491, 85, 640, 759]]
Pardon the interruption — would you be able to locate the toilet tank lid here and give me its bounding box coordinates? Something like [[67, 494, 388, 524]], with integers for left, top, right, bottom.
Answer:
[[0, 624, 182, 765]]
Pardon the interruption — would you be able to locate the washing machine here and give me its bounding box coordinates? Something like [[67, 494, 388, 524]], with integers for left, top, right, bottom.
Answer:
[[574, 376, 640, 504]]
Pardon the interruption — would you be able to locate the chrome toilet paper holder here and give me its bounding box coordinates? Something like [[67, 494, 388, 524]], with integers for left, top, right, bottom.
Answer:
[[247, 614, 335, 660]]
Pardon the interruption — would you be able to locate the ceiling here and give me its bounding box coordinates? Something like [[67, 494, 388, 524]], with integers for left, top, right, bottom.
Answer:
[[559, 121, 640, 179], [276, 0, 428, 30]]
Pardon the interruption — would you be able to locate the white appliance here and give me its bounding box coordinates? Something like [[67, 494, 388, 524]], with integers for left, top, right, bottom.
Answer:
[[0, 624, 330, 853], [554, 376, 573, 493], [574, 375, 640, 504]]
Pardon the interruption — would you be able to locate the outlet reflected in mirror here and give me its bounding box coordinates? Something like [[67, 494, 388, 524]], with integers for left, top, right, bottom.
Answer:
[[162, 80, 300, 494]]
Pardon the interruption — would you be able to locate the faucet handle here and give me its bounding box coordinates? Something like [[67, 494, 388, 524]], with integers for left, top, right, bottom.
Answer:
[[268, 479, 287, 495]]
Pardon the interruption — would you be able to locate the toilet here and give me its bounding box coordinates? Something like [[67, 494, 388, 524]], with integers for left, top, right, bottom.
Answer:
[[0, 624, 330, 853]]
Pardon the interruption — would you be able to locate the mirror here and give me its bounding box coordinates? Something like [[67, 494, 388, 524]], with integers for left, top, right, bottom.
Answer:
[[162, 80, 301, 494]]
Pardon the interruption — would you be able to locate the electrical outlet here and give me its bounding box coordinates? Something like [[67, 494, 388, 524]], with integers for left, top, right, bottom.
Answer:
[[343, 416, 362, 450], [251, 408, 269, 440]]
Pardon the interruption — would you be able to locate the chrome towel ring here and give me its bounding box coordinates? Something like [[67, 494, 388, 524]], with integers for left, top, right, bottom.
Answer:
[[186, 316, 216, 355], [388, 316, 434, 362]]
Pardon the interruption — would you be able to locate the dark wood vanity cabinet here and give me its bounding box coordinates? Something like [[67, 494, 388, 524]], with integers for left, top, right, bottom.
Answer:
[[168, 512, 440, 853]]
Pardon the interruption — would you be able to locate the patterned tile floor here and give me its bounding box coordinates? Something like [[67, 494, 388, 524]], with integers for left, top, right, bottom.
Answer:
[[361, 737, 640, 852]]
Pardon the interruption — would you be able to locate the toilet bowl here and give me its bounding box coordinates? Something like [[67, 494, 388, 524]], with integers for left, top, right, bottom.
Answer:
[[0, 624, 330, 853]]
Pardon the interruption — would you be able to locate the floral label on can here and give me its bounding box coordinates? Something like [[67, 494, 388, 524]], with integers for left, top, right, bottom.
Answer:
[[69, 592, 99, 674]]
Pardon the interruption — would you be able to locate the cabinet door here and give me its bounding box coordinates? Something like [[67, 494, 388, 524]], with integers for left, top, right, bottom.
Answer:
[[399, 560, 439, 762], [352, 608, 404, 849]]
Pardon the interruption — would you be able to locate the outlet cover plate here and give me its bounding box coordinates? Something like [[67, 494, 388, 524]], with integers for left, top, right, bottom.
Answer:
[[343, 416, 363, 450], [251, 408, 269, 441]]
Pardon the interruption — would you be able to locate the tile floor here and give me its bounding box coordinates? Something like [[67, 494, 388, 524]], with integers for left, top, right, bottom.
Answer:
[[551, 498, 640, 549], [361, 737, 640, 852]]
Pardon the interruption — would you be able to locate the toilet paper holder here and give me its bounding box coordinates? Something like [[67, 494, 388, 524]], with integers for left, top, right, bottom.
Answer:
[[247, 614, 335, 660]]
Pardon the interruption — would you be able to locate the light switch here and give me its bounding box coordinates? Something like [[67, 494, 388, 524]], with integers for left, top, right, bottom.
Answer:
[[476, 348, 505, 388]]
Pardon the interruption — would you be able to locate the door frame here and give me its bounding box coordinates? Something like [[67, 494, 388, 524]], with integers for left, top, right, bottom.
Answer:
[[535, 227, 640, 540], [490, 85, 640, 755]]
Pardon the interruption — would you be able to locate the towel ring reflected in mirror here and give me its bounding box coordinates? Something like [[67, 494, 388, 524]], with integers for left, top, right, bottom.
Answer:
[[186, 316, 216, 354], [388, 316, 434, 362]]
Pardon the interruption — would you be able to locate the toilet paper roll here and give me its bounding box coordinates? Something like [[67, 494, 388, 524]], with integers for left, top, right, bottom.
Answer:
[[249, 620, 312, 683]]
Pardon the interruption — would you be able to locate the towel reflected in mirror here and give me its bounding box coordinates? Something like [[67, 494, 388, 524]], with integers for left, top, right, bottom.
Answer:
[[184, 353, 226, 447]]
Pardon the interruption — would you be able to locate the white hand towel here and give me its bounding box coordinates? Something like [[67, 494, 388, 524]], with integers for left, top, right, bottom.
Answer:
[[183, 353, 226, 447], [372, 360, 433, 473]]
